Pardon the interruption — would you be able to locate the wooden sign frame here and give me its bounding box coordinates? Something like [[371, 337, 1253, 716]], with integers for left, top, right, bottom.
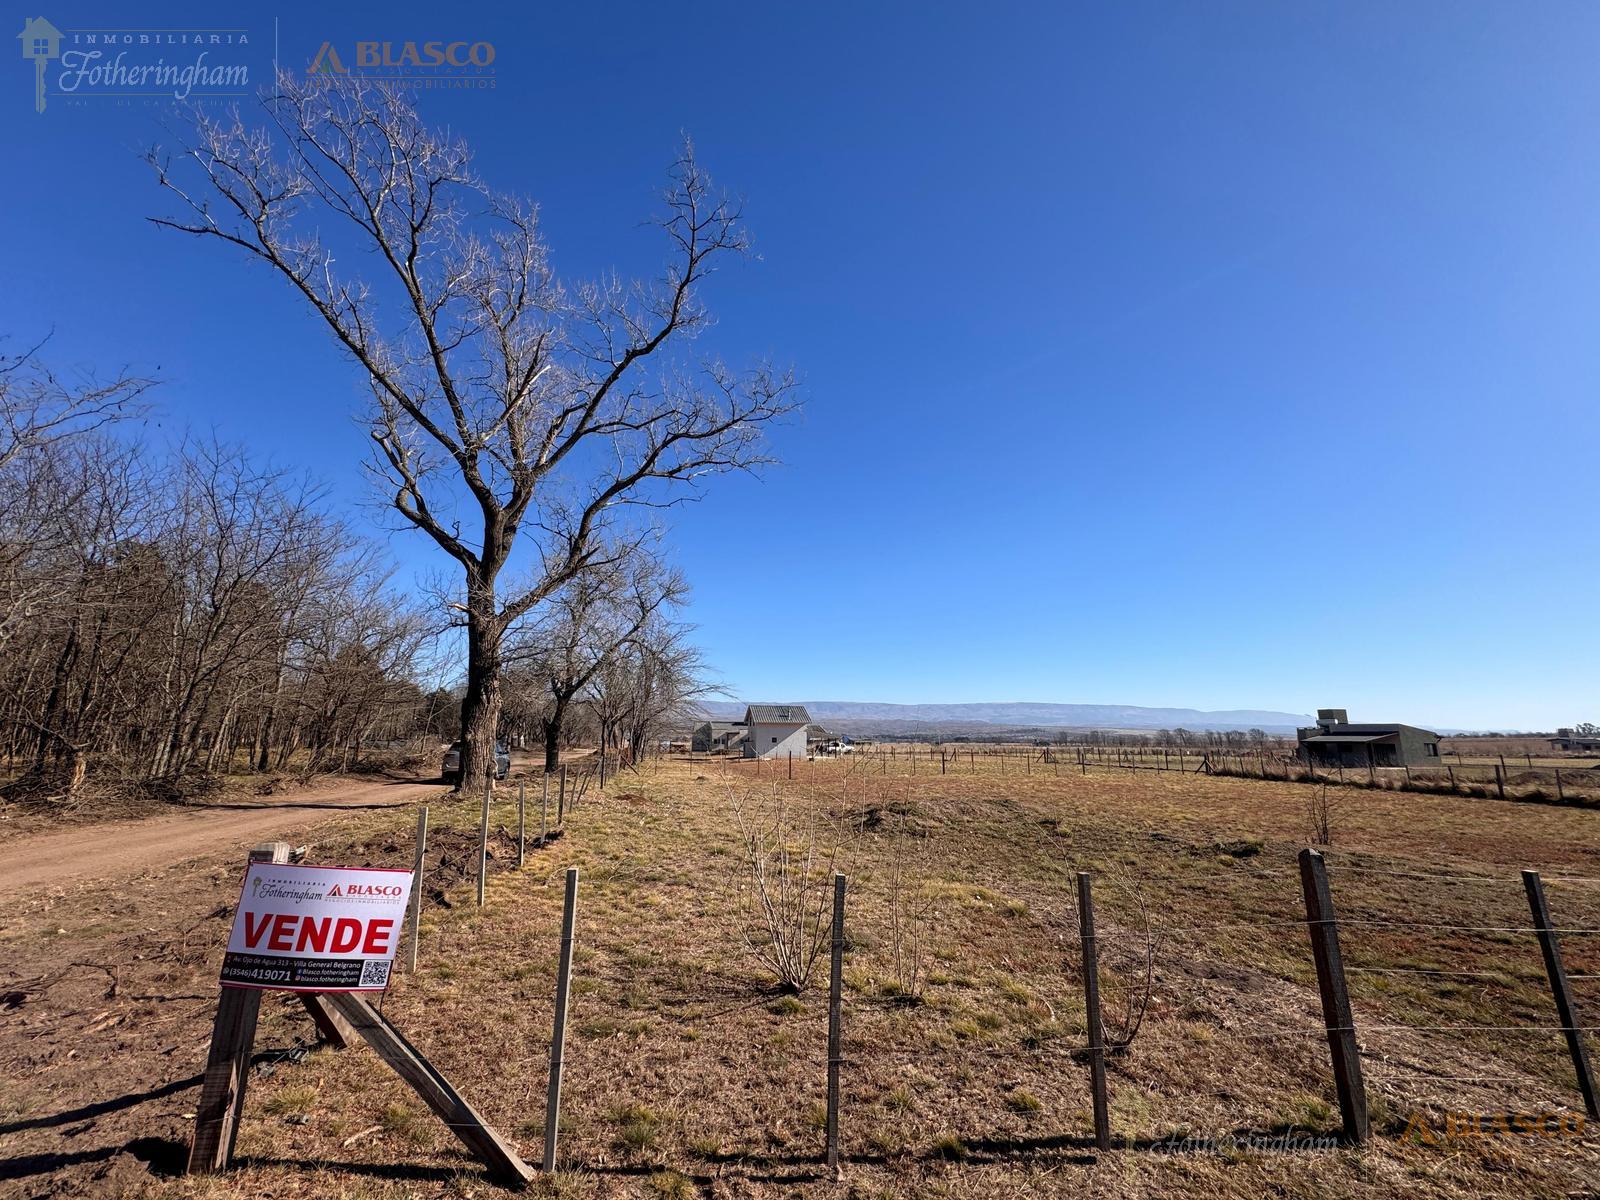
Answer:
[[187, 842, 533, 1186]]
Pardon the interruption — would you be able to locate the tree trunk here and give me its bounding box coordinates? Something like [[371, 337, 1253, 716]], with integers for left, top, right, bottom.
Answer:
[[457, 593, 503, 794], [542, 693, 570, 775]]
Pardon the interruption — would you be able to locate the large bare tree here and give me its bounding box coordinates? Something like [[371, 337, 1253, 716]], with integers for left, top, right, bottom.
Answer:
[[150, 74, 795, 791]]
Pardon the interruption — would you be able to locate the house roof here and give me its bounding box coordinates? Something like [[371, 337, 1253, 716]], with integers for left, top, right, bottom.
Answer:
[[1305, 722, 1439, 740], [745, 704, 811, 725], [1302, 733, 1398, 745], [694, 720, 745, 733]]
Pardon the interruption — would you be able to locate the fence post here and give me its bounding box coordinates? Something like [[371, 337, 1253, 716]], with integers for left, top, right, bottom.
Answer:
[[1075, 870, 1112, 1150], [410, 807, 429, 972], [517, 781, 526, 868], [1556, 769, 1565, 803], [541, 773, 550, 844], [477, 777, 491, 907], [1495, 763, 1506, 800], [1298, 848, 1368, 1143], [826, 872, 846, 1175], [559, 765, 567, 825], [543, 867, 580, 1172], [1522, 870, 1598, 1116], [189, 848, 275, 1173]]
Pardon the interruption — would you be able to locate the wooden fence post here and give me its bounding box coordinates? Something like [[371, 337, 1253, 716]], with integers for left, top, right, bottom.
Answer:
[[1298, 848, 1369, 1143], [1522, 870, 1598, 1116], [187, 985, 262, 1173], [541, 773, 550, 844], [826, 872, 846, 1175], [1076, 871, 1112, 1150], [543, 867, 580, 1172], [191, 843, 294, 1173], [477, 777, 491, 907], [410, 807, 429, 972], [559, 765, 567, 825], [1495, 763, 1506, 799]]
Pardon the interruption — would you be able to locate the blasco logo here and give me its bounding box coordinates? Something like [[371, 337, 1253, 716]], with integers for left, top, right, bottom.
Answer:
[[327, 883, 404, 898], [1398, 1110, 1586, 1145], [307, 37, 496, 91]]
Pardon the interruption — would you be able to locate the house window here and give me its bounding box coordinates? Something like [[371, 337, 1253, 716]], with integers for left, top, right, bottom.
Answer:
[[771, 736, 778, 745], [33, 38, 50, 55], [1425, 743, 1438, 757]]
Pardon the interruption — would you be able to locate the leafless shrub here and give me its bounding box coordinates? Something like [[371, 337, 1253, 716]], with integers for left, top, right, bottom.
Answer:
[[885, 819, 935, 1003], [1071, 872, 1158, 1055], [730, 786, 839, 994], [1307, 782, 1335, 846]]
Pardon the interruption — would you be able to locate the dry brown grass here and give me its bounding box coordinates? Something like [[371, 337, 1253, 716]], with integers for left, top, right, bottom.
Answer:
[[7, 758, 1600, 1198]]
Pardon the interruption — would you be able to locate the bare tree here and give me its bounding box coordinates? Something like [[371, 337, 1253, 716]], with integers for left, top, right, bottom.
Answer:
[[588, 616, 709, 766], [0, 338, 150, 475], [150, 75, 796, 792], [507, 544, 685, 773]]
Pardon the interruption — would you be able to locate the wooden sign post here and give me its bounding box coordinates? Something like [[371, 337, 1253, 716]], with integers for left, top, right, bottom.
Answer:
[[188, 847, 533, 1186]]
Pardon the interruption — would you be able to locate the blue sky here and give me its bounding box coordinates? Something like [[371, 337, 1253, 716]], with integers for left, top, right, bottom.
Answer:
[[4, 2, 1597, 730]]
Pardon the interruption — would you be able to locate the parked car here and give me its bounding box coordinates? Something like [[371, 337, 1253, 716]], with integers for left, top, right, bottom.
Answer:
[[441, 740, 510, 783]]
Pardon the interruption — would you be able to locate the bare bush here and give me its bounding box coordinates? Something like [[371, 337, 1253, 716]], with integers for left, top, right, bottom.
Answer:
[[1307, 781, 1335, 845], [885, 819, 935, 1003], [1071, 872, 1158, 1055], [730, 787, 839, 994]]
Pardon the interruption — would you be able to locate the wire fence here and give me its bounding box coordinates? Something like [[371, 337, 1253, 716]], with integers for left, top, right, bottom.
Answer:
[[675, 741, 1600, 806]]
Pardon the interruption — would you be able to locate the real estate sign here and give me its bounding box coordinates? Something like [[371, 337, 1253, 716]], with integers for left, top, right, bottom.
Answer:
[[220, 862, 413, 992]]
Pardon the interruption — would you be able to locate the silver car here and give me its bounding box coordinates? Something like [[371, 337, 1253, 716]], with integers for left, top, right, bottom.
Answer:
[[441, 740, 510, 784]]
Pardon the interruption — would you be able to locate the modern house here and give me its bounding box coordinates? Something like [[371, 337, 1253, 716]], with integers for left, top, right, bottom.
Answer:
[[742, 704, 811, 759], [1296, 708, 1442, 769], [691, 720, 746, 754], [1549, 729, 1600, 753]]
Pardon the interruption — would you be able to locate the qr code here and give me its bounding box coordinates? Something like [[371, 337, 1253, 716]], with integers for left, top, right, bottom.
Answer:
[[359, 960, 391, 988]]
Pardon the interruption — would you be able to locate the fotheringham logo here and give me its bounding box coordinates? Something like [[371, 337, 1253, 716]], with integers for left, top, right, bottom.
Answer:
[[17, 15, 253, 113]]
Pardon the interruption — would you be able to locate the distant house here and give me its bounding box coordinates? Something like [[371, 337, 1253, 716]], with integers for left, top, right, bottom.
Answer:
[[692, 720, 746, 754], [1550, 729, 1600, 753], [1296, 708, 1441, 769], [743, 704, 811, 759]]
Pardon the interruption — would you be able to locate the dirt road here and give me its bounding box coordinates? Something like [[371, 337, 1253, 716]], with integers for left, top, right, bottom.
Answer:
[[0, 771, 451, 899]]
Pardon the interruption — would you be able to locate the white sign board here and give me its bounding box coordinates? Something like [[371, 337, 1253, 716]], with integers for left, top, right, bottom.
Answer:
[[220, 862, 413, 992]]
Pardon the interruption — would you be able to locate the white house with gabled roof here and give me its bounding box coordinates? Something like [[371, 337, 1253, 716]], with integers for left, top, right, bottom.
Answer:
[[742, 704, 810, 760]]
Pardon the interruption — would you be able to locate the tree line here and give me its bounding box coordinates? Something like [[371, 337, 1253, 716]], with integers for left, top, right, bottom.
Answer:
[[0, 338, 714, 803], [0, 344, 437, 800]]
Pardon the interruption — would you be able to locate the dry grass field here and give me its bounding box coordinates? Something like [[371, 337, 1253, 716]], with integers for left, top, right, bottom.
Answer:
[[6, 757, 1600, 1198]]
